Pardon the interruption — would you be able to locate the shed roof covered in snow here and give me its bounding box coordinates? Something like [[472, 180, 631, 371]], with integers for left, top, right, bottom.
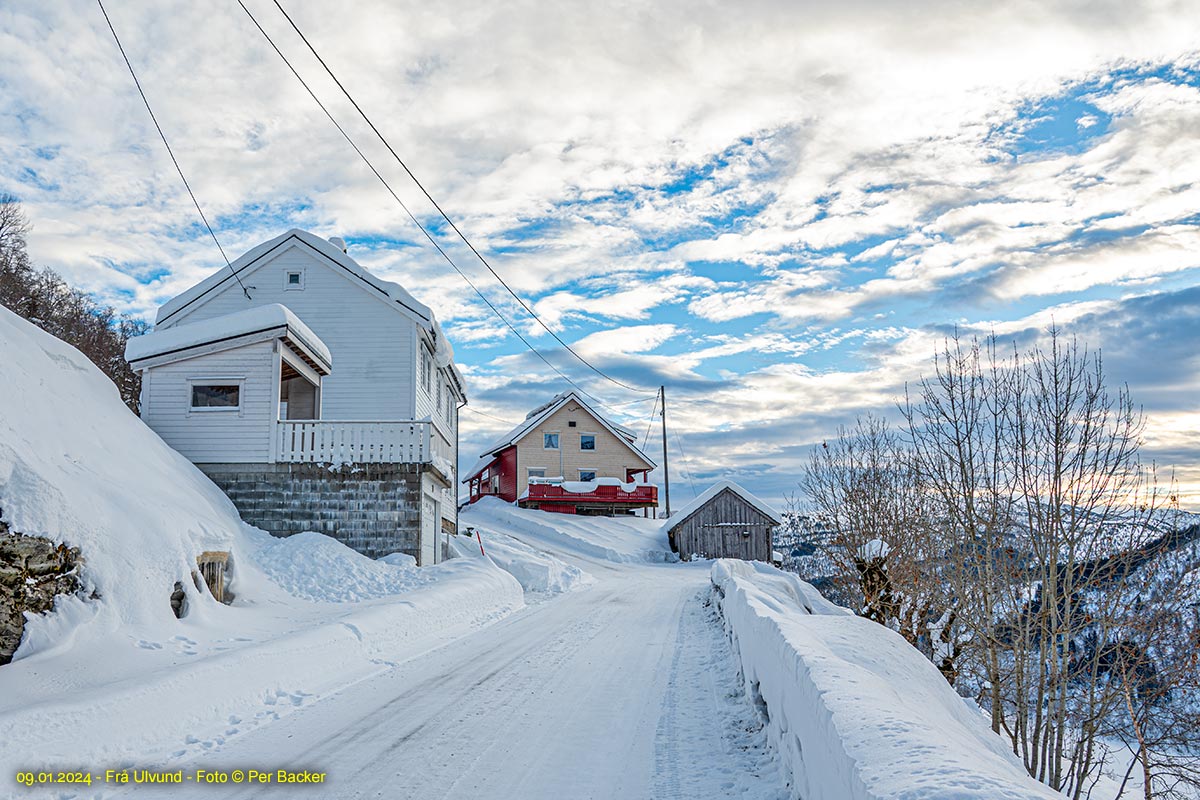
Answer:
[[126, 303, 332, 374], [661, 480, 782, 534]]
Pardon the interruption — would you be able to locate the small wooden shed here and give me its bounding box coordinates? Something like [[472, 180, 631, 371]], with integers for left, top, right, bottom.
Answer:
[[663, 481, 782, 562]]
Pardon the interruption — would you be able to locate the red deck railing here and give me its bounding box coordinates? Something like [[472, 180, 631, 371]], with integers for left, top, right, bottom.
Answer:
[[525, 482, 658, 506]]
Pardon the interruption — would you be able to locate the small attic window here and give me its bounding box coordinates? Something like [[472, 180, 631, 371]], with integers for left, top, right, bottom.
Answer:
[[284, 270, 305, 290]]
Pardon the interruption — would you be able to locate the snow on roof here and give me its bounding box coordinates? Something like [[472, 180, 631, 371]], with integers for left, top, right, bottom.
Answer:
[[661, 480, 783, 534], [150, 229, 465, 393], [125, 303, 331, 370], [156, 229, 433, 327], [463, 391, 655, 482]]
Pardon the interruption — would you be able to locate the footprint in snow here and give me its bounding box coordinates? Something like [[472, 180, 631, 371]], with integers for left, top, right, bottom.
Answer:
[[136, 640, 162, 650]]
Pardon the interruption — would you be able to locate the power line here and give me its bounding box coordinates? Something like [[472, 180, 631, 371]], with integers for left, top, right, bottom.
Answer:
[[265, 0, 655, 397], [671, 426, 700, 497], [463, 405, 518, 426], [641, 392, 660, 452], [235, 0, 614, 408], [96, 0, 251, 301]]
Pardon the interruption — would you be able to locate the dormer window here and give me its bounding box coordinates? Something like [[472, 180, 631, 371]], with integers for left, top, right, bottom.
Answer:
[[284, 270, 305, 290]]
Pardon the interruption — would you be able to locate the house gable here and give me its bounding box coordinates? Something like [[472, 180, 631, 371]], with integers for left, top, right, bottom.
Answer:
[[156, 229, 433, 331]]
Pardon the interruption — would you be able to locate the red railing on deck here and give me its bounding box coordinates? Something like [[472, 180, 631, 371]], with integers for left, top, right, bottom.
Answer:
[[525, 482, 658, 505]]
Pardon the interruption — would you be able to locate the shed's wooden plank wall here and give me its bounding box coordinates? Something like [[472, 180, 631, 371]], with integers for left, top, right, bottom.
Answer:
[[673, 488, 774, 562]]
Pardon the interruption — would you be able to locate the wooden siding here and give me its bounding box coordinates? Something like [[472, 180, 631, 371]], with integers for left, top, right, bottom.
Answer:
[[512, 401, 654, 500], [140, 340, 276, 463], [162, 243, 416, 421], [670, 488, 775, 562]]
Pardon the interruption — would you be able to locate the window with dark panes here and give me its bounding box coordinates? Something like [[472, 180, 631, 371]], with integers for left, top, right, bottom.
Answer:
[[191, 384, 240, 409], [580, 434, 596, 451]]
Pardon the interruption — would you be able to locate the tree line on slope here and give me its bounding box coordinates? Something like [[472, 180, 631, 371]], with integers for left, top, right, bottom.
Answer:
[[797, 328, 1200, 800], [0, 196, 145, 412]]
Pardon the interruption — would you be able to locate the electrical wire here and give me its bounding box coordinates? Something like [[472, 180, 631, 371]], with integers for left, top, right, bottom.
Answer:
[[236, 0, 616, 408], [463, 405, 518, 425], [640, 392, 660, 453], [671, 426, 700, 497], [266, 0, 655, 396], [96, 0, 251, 301]]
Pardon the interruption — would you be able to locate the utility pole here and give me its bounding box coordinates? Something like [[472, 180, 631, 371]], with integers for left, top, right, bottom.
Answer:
[[660, 385, 671, 518]]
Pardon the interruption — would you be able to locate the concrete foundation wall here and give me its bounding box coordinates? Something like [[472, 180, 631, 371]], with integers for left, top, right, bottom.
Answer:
[[198, 462, 431, 562]]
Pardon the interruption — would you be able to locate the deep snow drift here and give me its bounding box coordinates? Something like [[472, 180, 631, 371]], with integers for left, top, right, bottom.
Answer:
[[712, 559, 1062, 800], [461, 496, 674, 563]]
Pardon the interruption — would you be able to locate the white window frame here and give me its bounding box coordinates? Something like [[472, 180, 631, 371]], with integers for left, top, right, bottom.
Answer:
[[543, 431, 560, 450], [579, 432, 597, 451], [187, 377, 245, 414], [578, 469, 597, 482], [421, 349, 432, 394], [527, 467, 546, 479], [283, 269, 305, 291], [444, 384, 454, 424]]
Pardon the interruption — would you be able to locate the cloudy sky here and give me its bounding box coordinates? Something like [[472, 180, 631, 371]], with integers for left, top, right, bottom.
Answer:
[[3, 0, 1200, 507]]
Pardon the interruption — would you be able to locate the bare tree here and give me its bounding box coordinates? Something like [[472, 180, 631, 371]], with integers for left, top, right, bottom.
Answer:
[[802, 416, 960, 680], [803, 326, 1199, 798]]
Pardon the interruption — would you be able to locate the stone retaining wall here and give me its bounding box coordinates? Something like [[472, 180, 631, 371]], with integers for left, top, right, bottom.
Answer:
[[197, 463, 427, 561], [0, 515, 82, 665]]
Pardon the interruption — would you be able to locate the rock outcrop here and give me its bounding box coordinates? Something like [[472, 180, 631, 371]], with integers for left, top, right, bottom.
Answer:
[[0, 514, 82, 665]]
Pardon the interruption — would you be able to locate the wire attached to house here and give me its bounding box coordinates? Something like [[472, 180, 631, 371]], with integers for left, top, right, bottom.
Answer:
[[236, 0, 618, 409], [95, 0, 252, 302], [463, 405, 518, 425], [264, 0, 656, 397]]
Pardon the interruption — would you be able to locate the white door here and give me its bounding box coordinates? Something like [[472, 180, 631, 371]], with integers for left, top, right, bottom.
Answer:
[[420, 493, 437, 566]]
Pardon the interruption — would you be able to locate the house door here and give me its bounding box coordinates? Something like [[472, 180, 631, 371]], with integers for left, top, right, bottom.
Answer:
[[420, 493, 438, 566]]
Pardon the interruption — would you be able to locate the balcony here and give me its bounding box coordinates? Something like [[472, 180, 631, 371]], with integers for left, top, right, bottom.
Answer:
[[275, 420, 453, 476], [522, 478, 658, 512]]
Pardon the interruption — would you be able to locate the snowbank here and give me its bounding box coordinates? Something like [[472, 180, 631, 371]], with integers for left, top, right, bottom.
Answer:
[[249, 529, 441, 603], [711, 560, 1061, 800], [462, 498, 674, 563], [449, 529, 593, 595]]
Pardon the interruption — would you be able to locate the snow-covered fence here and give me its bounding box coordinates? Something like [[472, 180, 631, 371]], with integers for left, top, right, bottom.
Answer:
[[276, 420, 432, 464], [711, 560, 1062, 800]]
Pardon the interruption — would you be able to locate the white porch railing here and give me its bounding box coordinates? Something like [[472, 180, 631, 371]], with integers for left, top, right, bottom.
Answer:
[[276, 420, 447, 465]]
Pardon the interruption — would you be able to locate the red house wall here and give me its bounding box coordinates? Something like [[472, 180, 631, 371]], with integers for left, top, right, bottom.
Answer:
[[496, 446, 519, 502]]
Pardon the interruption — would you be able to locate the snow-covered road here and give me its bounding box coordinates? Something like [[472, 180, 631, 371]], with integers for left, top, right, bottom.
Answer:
[[147, 560, 785, 800]]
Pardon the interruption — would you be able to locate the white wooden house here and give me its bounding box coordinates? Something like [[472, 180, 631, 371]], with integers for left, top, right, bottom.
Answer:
[[126, 229, 466, 564]]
